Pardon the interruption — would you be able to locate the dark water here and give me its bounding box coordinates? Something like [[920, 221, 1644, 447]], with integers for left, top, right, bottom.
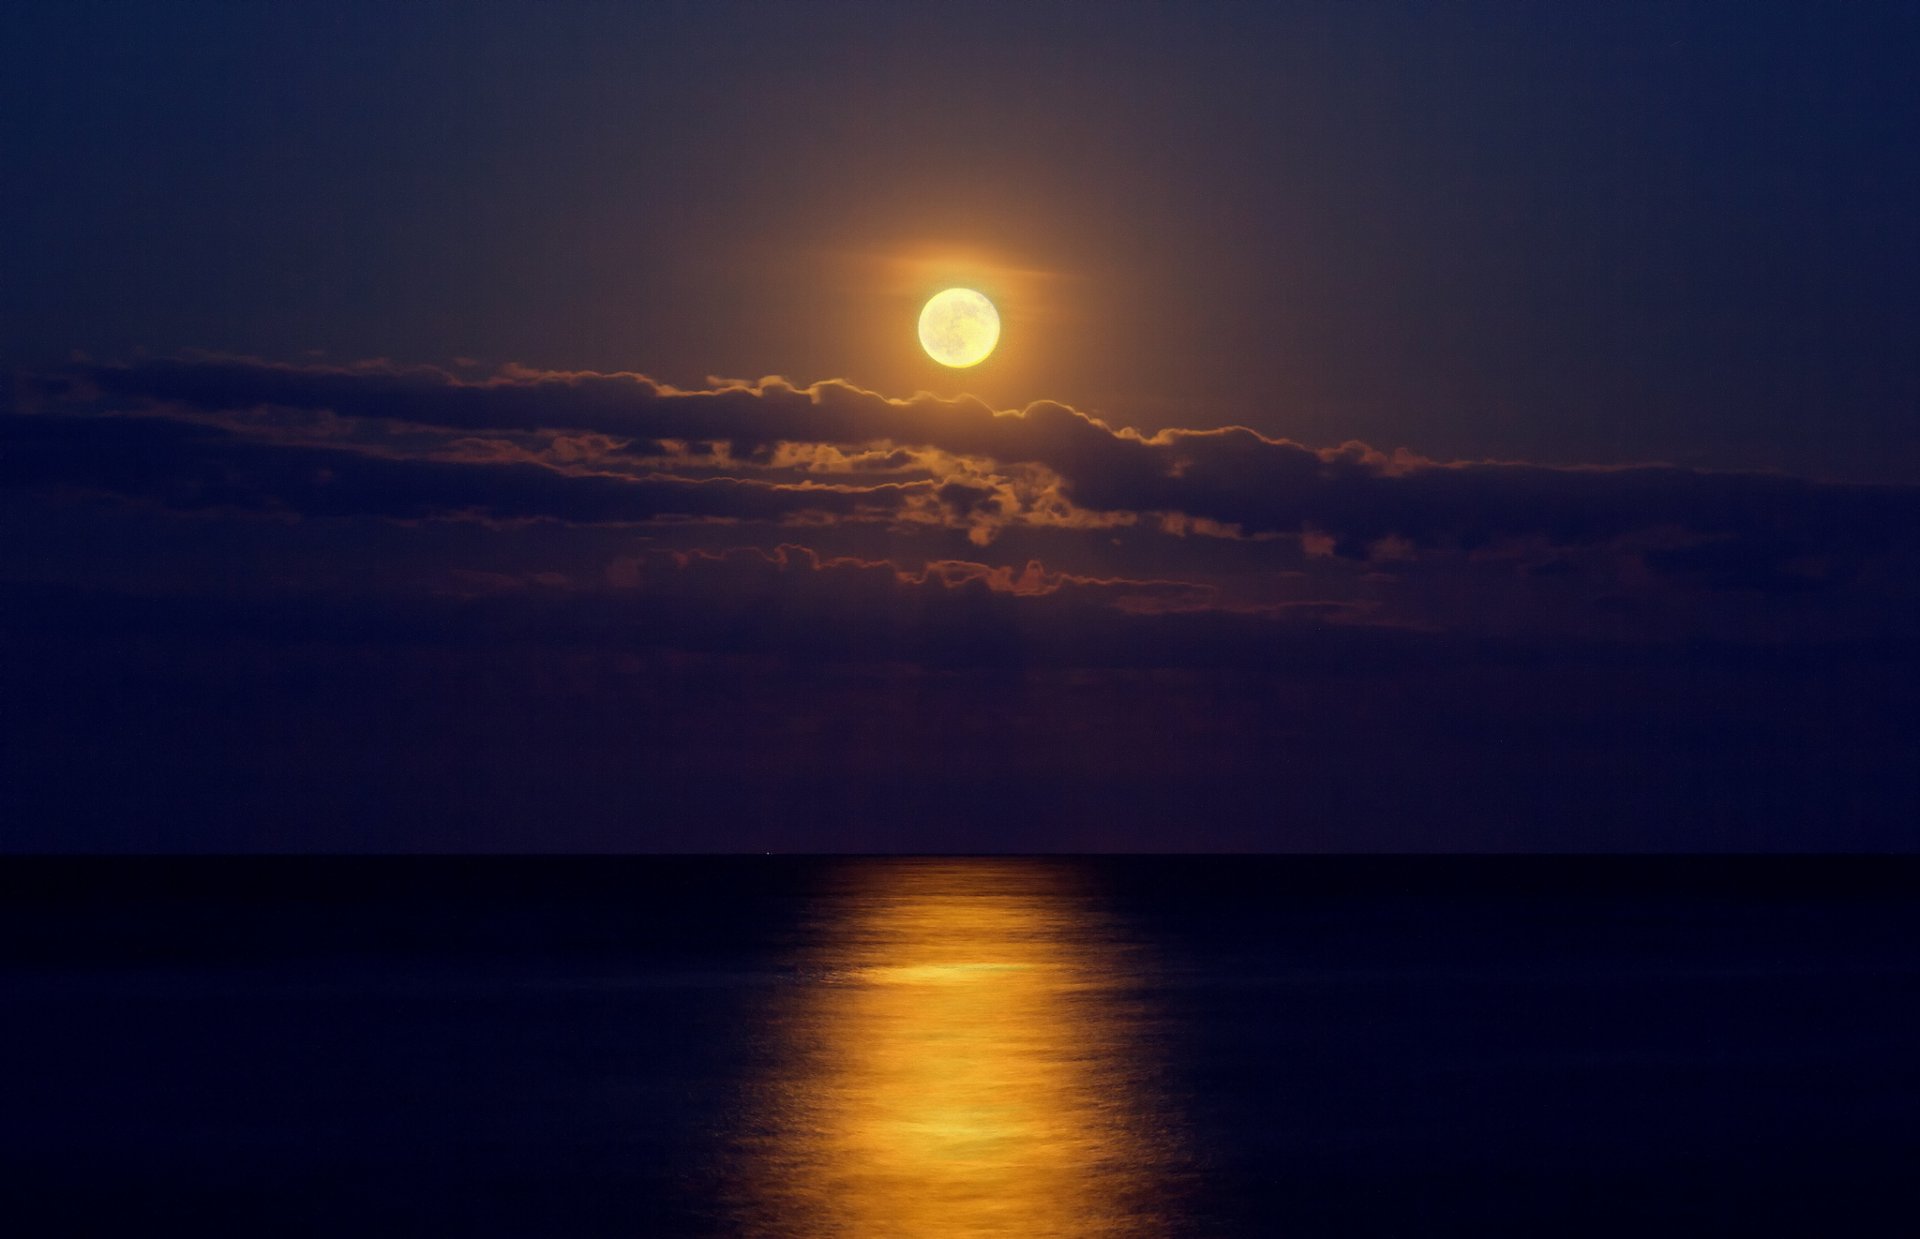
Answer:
[[3, 857, 1917, 1235]]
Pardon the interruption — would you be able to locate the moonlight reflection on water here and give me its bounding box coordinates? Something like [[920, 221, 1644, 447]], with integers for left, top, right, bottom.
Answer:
[[741, 858, 1182, 1238]]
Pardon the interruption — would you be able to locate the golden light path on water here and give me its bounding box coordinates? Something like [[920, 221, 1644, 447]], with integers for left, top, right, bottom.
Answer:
[[741, 859, 1181, 1238]]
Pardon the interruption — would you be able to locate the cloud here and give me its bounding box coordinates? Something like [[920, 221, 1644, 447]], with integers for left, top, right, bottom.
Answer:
[[638, 544, 1222, 615], [10, 355, 1920, 655], [0, 552, 1392, 675], [10, 357, 1920, 851], [44, 357, 1920, 575], [0, 407, 926, 525]]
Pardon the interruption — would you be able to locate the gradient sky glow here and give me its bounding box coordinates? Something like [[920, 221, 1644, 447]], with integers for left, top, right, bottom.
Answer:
[[4, 1, 1918, 850]]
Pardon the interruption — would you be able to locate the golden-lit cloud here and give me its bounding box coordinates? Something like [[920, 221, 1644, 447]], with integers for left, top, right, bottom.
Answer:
[[11, 354, 1920, 851], [13, 355, 1920, 651]]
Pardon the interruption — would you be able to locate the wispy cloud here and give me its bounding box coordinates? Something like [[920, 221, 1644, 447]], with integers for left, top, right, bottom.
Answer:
[[9, 356, 1920, 648]]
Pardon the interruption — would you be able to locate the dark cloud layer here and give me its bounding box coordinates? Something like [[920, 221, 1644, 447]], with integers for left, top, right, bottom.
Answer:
[[6, 357, 1920, 850], [1, 405, 922, 525], [7, 573, 1916, 852], [45, 357, 1920, 572]]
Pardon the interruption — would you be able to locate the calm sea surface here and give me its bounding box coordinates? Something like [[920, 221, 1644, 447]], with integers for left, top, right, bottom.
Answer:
[[3, 857, 1917, 1235]]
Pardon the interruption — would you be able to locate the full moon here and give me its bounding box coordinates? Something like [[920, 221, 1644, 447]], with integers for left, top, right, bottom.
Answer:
[[918, 288, 1000, 368]]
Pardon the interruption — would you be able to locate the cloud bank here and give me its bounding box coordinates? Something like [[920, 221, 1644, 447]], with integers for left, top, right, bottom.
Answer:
[[19, 356, 1920, 604], [7, 356, 1919, 850]]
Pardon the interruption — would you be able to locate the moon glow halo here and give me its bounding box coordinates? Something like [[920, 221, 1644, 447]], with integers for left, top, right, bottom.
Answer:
[[918, 288, 1000, 368]]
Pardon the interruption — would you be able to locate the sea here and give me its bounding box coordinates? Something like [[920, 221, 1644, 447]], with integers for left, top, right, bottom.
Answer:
[[3, 856, 1916, 1236]]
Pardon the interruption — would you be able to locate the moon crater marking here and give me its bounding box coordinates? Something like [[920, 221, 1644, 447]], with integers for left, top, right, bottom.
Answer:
[[918, 288, 1000, 368]]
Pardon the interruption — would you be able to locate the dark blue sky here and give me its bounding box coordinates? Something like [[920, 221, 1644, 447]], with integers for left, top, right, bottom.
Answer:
[[6, 1, 1916, 475], [5, 2, 1919, 850]]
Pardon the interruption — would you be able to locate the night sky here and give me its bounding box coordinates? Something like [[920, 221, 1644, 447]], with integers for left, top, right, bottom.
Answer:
[[5, 1, 1918, 850]]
